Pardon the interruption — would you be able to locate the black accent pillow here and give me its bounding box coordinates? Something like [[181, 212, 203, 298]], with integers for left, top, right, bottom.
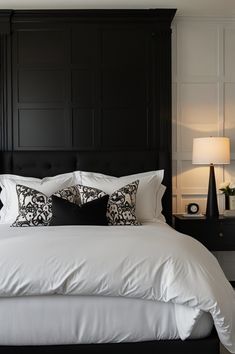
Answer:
[[50, 194, 109, 226]]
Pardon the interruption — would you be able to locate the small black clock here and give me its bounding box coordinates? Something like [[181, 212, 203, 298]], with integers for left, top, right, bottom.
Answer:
[[187, 203, 199, 214]]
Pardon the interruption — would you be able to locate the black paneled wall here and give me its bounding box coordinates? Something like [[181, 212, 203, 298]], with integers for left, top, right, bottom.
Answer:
[[0, 10, 175, 224], [13, 27, 70, 149], [13, 25, 150, 150], [0, 10, 175, 151]]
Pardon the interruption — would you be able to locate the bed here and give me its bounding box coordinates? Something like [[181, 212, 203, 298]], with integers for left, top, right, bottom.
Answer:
[[0, 8, 233, 354], [0, 151, 234, 354], [0, 222, 217, 345]]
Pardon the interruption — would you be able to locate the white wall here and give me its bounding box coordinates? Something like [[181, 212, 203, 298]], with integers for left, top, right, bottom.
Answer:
[[172, 16, 235, 280]]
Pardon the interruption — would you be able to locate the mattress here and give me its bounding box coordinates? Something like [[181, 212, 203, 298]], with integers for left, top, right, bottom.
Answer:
[[0, 223, 234, 351], [0, 295, 213, 345]]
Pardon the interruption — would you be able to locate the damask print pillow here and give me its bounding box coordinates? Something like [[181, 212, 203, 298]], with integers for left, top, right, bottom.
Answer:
[[54, 185, 81, 205], [78, 180, 140, 226], [78, 185, 106, 204], [12, 184, 81, 227]]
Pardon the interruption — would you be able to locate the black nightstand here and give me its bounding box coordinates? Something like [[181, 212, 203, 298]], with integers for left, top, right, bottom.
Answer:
[[173, 214, 235, 287], [173, 214, 235, 251]]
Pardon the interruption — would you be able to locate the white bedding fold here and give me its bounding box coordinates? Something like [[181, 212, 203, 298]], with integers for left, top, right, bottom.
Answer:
[[0, 295, 213, 345], [0, 223, 234, 351]]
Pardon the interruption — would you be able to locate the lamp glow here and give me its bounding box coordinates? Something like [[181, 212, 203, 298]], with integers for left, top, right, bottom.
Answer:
[[192, 137, 230, 218], [192, 137, 230, 165]]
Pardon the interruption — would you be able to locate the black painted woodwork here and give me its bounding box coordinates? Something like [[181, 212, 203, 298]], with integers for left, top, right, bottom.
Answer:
[[0, 9, 175, 153], [13, 24, 151, 150], [0, 11, 12, 151], [174, 214, 235, 288], [0, 8, 175, 224], [174, 214, 235, 251]]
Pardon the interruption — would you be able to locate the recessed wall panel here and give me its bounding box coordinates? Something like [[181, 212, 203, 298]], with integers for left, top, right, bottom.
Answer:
[[102, 29, 146, 69], [18, 30, 66, 65], [73, 109, 95, 148], [177, 23, 218, 77], [225, 83, 235, 151], [18, 70, 65, 103], [102, 108, 147, 148], [72, 70, 96, 106], [225, 28, 235, 79], [181, 161, 220, 190], [71, 26, 98, 68], [181, 163, 208, 190], [18, 109, 67, 148], [180, 83, 218, 151], [102, 70, 146, 107]]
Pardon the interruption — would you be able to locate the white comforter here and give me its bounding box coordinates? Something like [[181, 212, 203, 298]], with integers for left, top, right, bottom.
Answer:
[[0, 222, 234, 352]]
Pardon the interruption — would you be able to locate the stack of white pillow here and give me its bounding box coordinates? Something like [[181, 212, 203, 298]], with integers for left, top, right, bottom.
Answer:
[[0, 169, 165, 225]]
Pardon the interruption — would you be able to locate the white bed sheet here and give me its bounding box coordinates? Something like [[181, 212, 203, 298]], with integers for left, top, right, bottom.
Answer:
[[0, 295, 213, 345]]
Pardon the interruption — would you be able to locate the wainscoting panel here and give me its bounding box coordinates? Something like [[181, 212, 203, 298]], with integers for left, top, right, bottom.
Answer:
[[172, 17, 235, 280]]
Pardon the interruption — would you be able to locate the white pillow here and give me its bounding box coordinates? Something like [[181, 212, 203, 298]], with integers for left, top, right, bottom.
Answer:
[[156, 184, 166, 223], [74, 170, 164, 223], [121, 170, 165, 222], [0, 172, 78, 224], [124, 171, 166, 222]]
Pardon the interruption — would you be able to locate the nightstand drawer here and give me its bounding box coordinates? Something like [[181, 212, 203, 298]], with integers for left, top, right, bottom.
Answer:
[[174, 215, 235, 251], [214, 223, 235, 250]]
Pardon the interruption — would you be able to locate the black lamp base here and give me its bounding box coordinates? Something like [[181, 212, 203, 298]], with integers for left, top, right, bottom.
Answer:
[[206, 164, 219, 219]]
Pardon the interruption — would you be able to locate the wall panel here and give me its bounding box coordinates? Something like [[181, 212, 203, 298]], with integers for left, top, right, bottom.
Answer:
[[225, 83, 235, 150], [172, 17, 235, 214], [224, 27, 235, 80], [179, 83, 219, 151], [11, 15, 168, 152], [18, 30, 67, 65], [72, 109, 95, 148], [18, 109, 69, 148], [18, 70, 66, 103], [172, 17, 235, 280]]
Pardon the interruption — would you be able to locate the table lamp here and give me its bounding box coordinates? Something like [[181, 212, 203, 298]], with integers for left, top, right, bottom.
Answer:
[[192, 137, 230, 218]]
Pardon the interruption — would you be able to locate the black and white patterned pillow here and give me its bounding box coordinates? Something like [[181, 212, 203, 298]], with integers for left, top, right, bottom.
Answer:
[[78, 180, 140, 226], [12, 184, 81, 227], [54, 185, 81, 205], [78, 185, 106, 203]]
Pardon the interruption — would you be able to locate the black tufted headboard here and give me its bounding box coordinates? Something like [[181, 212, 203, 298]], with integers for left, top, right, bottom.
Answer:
[[0, 149, 172, 224]]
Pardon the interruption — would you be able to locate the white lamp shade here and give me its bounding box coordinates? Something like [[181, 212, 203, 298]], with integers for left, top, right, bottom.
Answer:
[[192, 137, 230, 165]]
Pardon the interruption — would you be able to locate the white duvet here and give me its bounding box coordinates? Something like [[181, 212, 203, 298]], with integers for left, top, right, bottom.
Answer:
[[0, 222, 234, 352]]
